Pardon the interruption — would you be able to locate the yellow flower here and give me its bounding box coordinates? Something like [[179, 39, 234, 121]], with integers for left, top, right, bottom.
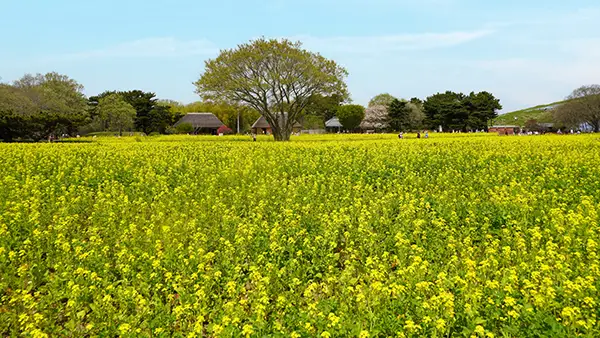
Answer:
[[242, 324, 254, 337], [212, 324, 223, 335], [474, 325, 485, 336], [118, 323, 131, 333]]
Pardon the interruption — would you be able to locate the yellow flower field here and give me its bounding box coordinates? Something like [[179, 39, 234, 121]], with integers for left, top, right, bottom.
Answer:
[[1, 134, 599, 337]]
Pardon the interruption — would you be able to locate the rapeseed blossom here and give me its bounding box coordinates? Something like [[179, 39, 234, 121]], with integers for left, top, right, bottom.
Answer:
[[0, 134, 599, 336]]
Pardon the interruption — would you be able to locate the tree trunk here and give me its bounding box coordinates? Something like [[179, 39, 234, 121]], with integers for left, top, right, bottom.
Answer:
[[272, 126, 291, 141]]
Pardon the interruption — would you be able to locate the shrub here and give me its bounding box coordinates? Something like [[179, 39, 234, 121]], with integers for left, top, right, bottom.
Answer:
[[337, 104, 365, 131], [175, 123, 194, 134], [217, 125, 234, 135]]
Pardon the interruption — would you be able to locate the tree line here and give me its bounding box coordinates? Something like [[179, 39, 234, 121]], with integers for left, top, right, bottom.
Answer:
[[3, 38, 597, 142], [0, 73, 261, 141], [194, 38, 503, 140], [325, 91, 502, 132]]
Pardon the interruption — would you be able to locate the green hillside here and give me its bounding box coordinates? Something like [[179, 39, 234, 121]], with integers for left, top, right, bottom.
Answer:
[[491, 100, 567, 127]]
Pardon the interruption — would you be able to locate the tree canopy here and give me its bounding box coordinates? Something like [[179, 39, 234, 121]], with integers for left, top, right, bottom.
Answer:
[[369, 93, 397, 108], [96, 94, 137, 136], [336, 104, 365, 131], [194, 38, 348, 141], [1, 72, 87, 141], [361, 105, 389, 130], [553, 85, 600, 132], [89, 90, 173, 134], [303, 93, 346, 123], [388, 99, 425, 131], [423, 91, 501, 131]]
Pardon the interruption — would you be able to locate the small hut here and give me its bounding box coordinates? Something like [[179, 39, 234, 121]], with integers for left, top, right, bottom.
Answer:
[[174, 113, 225, 135], [489, 125, 520, 136], [325, 117, 343, 133], [251, 113, 302, 135]]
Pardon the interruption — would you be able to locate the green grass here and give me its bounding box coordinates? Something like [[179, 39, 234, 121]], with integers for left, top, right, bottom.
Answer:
[[492, 100, 569, 127]]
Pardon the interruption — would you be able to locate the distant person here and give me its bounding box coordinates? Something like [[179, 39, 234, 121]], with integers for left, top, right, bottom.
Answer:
[[417, 132, 421, 139], [557, 129, 562, 134], [398, 132, 403, 139], [425, 131, 429, 139], [252, 133, 257, 142]]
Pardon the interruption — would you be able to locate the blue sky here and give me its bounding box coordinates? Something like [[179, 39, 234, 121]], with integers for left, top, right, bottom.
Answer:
[[1, 0, 599, 112]]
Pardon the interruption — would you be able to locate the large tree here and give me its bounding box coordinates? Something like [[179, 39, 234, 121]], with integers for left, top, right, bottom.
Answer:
[[369, 93, 397, 108], [361, 105, 389, 131], [97, 94, 136, 136], [423, 91, 468, 131], [194, 38, 348, 141], [464, 91, 502, 130], [89, 90, 172, 134], [0, 84, 37, 141], [423, 91, 500, 131], [553, 85, 600, 132], [3, 72, 88, 141], [388, 99, 425, 131], [336, 104, 365, 131]]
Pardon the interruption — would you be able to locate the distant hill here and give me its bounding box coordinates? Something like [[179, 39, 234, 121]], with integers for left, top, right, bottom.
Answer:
[[492, 100, 568, 127]]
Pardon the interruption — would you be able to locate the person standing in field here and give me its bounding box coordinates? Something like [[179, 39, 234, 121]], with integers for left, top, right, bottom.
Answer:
[[252, 133, 257, 142], [398, 132, 403, 139], [417, 132, 421, 139], [425, 131, 429, 139]]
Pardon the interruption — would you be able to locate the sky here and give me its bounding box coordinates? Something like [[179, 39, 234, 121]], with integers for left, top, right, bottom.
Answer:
[[1, 0, 599, 112]]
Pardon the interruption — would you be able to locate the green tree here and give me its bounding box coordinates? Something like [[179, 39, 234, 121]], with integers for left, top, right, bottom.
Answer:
[[194, 38, 348, 141], [410, 97, 423, 106], [89, 90, 172, 134], [337, 104, 365, 131], [10, 72, 88, 140], [175, 122, 194, 134], [406, 103, 426, 130], [304, 93, 346, 123], [423, 91, 501, 131], [388, 99, 410, 131], [369, 93, 397, 108], [96, 94, 136, 136], [0, 84, 36, 141], [423, 91, 468, 131], [464, 91, 502, 130], [388, 99, 425, 131], [553, 85, 600, 132]]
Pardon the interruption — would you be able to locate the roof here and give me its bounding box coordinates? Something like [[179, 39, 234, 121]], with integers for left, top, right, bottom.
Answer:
[[175, 113, 224, 129], [490, 125, 520, 128], [325, 117, 342, 128], [251, 113, 302, 129]]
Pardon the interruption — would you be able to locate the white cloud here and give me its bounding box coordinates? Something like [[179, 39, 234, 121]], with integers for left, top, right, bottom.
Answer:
[[290, 29, 494, 55], [471, 37, 600, 110], [61, 37, 219, 60]]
